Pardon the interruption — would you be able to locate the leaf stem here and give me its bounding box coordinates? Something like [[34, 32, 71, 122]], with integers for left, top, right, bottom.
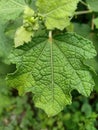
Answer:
[[91, 14, 95, 30], [80, 1, 89, 7], [75, 10, 92, 15], [49, 31, 52, 42]]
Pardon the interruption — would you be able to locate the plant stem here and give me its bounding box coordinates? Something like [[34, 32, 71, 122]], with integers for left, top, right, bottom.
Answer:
[[75, 10, 92, 15], [49, 31, 52, 42], [91, 14, 95, 30], [80, 0, 89, 7]]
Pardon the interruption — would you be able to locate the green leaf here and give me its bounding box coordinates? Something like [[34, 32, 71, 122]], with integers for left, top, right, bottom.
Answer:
[[0, 94, 12, 114], [93, 18, 98, 29], [0, 23, 13, 63], [86, 0, 98, 12], [81, 103, 92, 117], [0, 0, 27, 23], [36, 0, 80, 30], [14, 6, 39, 47], [14, 26, 34, 47], [7, 33, 96, 116]]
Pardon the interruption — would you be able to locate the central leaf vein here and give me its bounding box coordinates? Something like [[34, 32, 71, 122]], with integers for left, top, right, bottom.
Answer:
[[50, 42, 54, 103]]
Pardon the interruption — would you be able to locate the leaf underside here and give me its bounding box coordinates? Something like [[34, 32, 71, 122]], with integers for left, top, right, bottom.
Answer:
[[7, 33, 96, 116]]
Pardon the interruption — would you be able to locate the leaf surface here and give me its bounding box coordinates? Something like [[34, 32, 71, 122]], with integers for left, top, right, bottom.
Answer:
[[7, 33, 96, 116], [86, 0, 98, 12], [0, 23, 13, 63], [0, 0, 27, 23], [7, 72, 35, 95], [36, 0, 80, 30], [14, 26, 34, 47]]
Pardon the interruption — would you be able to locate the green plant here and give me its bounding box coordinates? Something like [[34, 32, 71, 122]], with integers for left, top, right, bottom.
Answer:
[[0, 0, 97, 117]]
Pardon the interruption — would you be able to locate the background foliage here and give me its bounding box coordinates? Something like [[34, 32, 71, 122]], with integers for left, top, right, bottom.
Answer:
[[0, 0, 98, 129]]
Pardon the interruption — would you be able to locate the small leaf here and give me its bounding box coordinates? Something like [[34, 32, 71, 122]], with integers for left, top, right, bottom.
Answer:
[[81, 103, 92, 117], [36, 0, 80, 30], [14, 26, 34, 47], [7, 33, 96, 116]]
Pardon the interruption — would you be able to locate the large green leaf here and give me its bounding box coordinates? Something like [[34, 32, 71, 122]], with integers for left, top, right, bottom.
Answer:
[[36, 0, 80, 30], [7, 33, 96, 116], [86, 0, 98, 12], [0, 0, 27, 23]]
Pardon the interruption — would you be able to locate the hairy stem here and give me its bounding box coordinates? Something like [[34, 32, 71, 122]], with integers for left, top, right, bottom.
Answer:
[[75, 10, 92, 15]]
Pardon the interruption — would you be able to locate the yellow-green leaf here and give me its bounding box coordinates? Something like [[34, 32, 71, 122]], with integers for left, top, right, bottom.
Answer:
[[14, 26, 34, 47], [36, 0, 80, 30]]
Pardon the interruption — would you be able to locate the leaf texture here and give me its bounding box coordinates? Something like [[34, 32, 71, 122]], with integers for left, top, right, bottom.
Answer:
[[14, 26, 34, 47], [36, 0, 80, 30], [0, 0, 26, 23], [7, 33, 97, 116], [0, 23, 13, 63]]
